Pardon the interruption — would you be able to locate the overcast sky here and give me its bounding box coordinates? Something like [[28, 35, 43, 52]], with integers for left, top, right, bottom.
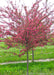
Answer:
[[0, 0, 54, 8]]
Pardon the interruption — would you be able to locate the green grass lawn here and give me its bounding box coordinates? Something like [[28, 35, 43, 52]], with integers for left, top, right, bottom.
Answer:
[[0, 61, 54, 75], [0, 42, 54, 63], [0, 42, 54, 75]]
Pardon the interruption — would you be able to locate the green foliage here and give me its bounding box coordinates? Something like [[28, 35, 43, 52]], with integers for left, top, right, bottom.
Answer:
[[48, 37, 54, 45], [0, 38, 4, 40], [0, 42, 8, 49]]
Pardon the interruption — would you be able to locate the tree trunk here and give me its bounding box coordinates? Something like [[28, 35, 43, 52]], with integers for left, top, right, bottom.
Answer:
[[27, 50, 29, 75], [32, 48, 34, 62]]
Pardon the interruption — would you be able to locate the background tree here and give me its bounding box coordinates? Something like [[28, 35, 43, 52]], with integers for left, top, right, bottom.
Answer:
[[48, 32, 54, 45]]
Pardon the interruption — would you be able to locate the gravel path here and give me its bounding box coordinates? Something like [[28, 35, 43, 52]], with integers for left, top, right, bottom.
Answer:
[[0, 58, 54, 65]]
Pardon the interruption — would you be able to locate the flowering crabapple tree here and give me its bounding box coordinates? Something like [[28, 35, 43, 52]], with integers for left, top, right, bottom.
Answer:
[[0, 0, 54, 75]]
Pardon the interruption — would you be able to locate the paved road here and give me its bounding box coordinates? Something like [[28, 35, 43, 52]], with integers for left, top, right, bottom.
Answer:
[[0, 58, 54, 65]]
